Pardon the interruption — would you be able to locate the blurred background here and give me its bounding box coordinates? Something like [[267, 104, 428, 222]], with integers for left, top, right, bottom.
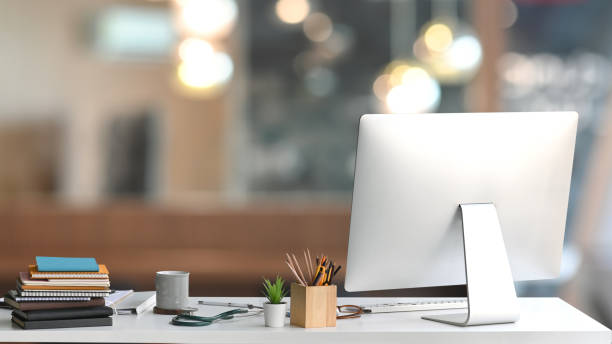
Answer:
[[2, 0, 612, 326]]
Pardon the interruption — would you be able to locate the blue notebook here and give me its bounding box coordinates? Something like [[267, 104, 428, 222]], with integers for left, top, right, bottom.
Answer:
[[35, 257, 99, 272]]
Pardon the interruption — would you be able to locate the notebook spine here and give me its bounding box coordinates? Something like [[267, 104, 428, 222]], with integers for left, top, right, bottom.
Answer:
[[31, 274, 109, 279], [19, 291, 110, 297], [15, 297, 92, 302], [22, 283, 110, 287]]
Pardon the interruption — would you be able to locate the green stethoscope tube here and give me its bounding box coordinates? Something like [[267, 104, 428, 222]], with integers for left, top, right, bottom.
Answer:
[[171, 309, 249, 327]]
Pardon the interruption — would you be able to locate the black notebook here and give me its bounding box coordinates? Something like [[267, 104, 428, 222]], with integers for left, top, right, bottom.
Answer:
[[4, 296, 105, 311], [12, 316, 112, 330], [12, 306, 113, 321]]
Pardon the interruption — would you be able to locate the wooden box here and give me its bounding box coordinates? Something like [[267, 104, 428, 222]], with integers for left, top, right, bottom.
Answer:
[[290, 283, 337, 328]]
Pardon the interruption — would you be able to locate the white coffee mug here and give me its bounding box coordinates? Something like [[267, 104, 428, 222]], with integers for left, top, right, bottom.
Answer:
[[156, 271, 189, 310]]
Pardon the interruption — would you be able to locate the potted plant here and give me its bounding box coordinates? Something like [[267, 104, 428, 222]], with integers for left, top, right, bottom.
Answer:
[[262, 276, 287, 327]]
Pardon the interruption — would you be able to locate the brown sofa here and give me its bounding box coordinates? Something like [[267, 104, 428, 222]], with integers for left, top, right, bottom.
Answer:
[[0, 203, 465, 297]]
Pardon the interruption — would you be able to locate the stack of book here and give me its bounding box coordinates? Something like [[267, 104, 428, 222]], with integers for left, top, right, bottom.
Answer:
[[5, 256, 114, 329]]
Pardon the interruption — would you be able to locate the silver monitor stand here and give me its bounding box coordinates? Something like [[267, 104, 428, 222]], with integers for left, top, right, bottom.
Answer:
[[422, 203, 520, 326]]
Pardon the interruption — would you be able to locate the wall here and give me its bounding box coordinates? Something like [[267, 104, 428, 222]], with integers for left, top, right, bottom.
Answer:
[[0, 0, 230, 204]]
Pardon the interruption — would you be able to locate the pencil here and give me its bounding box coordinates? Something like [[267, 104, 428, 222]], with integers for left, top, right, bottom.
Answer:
[[286, 260, 307, 286], [304, 250, 313, 281], [286, 253, 307, 286], [307, 249, 314, 277], [292, 253, 308, 286]]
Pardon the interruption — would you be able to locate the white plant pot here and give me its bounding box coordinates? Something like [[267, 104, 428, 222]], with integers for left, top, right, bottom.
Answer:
[[263, 302, 286, 328]]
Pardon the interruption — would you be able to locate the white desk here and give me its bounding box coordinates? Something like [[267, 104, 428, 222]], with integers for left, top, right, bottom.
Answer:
[[0, 297, 609, 343]]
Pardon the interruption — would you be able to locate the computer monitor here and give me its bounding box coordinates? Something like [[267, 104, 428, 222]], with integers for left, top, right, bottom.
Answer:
[[345, 112, 578, 326]]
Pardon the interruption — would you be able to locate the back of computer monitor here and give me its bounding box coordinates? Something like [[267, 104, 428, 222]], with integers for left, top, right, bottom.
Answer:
[[345, 112, 577, 292]]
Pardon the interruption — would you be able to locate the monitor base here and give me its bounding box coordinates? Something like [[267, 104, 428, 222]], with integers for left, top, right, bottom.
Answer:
[[422, 203, 520, 326], [422, 312, 470, 326]]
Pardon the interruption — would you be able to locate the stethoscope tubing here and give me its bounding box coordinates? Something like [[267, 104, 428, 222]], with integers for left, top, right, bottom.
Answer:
[[171, 309, 248, 326]]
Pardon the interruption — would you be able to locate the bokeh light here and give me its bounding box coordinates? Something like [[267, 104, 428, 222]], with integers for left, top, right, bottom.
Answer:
[[375, 62, 441, 114], [500, 0, 519, 29], [447, 35, 482, 71], [498, 52, 536, 96], [372, 74, 391, 101], [178, 38, 213, 62], [275, 0, 310, 24], [389, 64, 411, 86], [424, 23, 453, 53], [177, 47, 233, 89], [178, 0, 238, 38], [303, 12, 333, 42], [414, 20, 482, 84], [322, 23, 355, 58], [304, 67, 337, 97]]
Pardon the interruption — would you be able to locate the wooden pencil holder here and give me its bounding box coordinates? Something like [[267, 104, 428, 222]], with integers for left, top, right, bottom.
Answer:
[[290, 283, 337, 328]]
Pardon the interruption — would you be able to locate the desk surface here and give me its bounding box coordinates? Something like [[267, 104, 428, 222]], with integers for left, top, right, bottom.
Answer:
[[0, 297, 609, 344]]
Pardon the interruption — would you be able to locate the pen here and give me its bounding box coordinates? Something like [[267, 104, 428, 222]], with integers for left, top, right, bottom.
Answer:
[[332, 265, 342, 282], [327, 261, 333, 285], [198, 301, 263, 309], [323, 261, 330, 285], [313, 265, 326, 286], [321, 258, 330, 286], [312, 257, 327, 286]]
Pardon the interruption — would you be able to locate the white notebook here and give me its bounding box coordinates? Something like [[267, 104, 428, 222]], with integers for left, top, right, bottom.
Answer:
[[114, 291, 156, 314], [105, 290, 134, 307]]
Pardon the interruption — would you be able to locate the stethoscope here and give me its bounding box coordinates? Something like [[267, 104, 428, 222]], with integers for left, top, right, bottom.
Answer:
[[171, 309, 249, 327]]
